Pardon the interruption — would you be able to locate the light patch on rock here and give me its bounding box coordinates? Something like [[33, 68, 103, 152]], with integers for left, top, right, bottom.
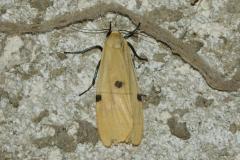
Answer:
[[235, 153, 240, 160], [47, 148, 63, 160], [159, 111, 171, 123], [175, 63, 192, 74], [4, 36, 23, 53], [0, 109, 6, 123], [35, 125, 56, 138], [236, 132, 240, 144], [1, 36, 24, 70], [67, 122, 79, 136]]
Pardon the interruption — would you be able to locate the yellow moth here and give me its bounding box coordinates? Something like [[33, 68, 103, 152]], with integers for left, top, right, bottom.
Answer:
[[65, 23, 147, 147]]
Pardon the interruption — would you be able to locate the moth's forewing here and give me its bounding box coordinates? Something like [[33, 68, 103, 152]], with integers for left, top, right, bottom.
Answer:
[[96, 32, 143, 147]]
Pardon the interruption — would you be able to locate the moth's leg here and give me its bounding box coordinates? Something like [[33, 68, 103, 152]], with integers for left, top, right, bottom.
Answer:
[[124, 23, 141, 39], [127, 42, 148, 61], [79, 60, 101, 96], [106, 22, 112, 37], [64, 45, 102, 54], [64, 46, 102, 96]]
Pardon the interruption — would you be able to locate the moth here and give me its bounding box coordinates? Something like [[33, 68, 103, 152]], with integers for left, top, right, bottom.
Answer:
[[65, 23, 147, 147]]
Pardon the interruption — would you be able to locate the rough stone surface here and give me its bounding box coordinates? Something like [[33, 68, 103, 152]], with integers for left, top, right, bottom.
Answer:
[[0, 0, 240, 159]]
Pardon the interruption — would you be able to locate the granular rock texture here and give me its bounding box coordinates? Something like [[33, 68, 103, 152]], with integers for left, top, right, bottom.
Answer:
[[0, 0, 239, 159]]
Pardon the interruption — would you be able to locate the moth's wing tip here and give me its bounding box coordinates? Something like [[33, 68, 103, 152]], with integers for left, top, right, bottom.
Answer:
[[101, 139, 112, 147], [131, 138, 142, 146]]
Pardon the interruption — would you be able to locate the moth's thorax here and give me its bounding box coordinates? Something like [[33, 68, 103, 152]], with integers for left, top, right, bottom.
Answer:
[[105, 32, 124, 49]]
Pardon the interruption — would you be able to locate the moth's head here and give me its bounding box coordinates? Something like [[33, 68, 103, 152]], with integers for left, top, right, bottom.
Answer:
[[104, 22, 140, 48], [105, 31, 124, 49], [105, 22, 140, 39]]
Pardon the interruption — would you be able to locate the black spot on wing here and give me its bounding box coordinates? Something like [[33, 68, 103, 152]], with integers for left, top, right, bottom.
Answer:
[[96, 95, 102, 102], [114, 81, 123, 88], [137, 94, 146, 102]]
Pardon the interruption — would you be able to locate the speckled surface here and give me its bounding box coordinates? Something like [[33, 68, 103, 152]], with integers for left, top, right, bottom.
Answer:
[[0, 0, 240, 159]]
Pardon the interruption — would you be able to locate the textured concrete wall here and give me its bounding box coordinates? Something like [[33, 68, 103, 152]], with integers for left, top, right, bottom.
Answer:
[[0, 0, 240, 159]]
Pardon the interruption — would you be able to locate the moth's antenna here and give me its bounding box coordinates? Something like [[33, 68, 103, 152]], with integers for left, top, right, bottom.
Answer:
[[106, 22, 112, 37], [124, 23, 141, 39]]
